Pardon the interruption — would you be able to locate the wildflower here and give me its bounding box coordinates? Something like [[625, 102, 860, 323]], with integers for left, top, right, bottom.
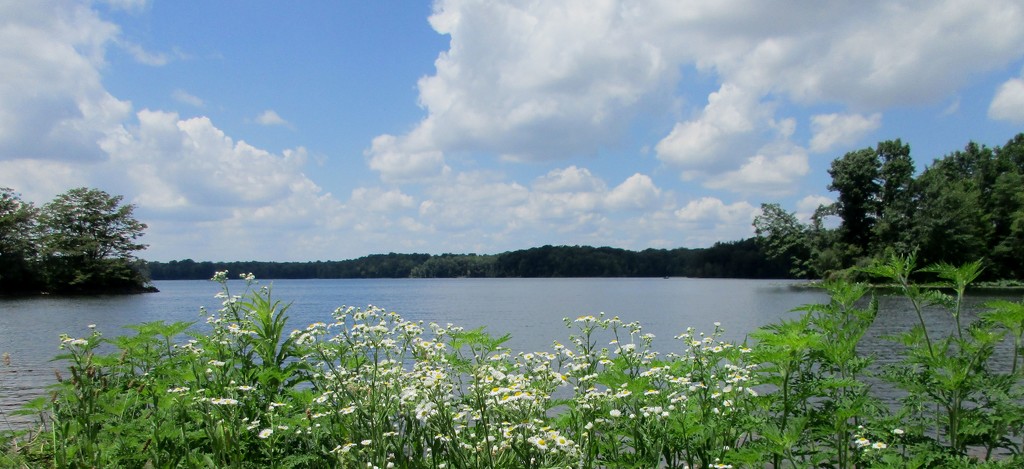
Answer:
[[892, 428, 905, 435], [210, 397, 238, 406], [258, 428, 273, 439], [60, 336, 88, 347], [361, 439, 372, 446], [336, 443, 356, 454], [872, 441, 887, 450], [168, 386, 190, 394], [609, 409, 621, 418]]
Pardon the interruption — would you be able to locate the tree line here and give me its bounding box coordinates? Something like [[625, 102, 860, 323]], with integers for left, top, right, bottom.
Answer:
[[755, 132, 1024, 280], [0, 187, 152, 295], [148, 239, 791, 280], [9, 132, 1023, 293]]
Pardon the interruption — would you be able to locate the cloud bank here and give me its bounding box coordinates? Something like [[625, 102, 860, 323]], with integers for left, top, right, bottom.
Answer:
[[2, 0, 1023, 261]]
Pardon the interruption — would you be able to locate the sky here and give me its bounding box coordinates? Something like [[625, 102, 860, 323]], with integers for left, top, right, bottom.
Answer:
[[2, 0, 1024, 262]]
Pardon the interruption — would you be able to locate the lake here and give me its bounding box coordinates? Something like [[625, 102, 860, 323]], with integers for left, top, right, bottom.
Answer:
[[1, 277, 1019, 430]]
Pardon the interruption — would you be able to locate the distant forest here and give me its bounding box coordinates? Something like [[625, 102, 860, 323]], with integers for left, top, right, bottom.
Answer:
[[147, 239, 791, 280]]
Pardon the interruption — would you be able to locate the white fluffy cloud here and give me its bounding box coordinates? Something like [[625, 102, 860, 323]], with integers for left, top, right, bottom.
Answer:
[[350, 187, 416, 212], [370, 0, 1024, 194], [606, 174, 660, 210], [809, 113, 882, 153], [172, 89, 205, 108], [654, 83, 765, 170], [367, 134, 450, 183], [255, 110, 289, 127], [413, 0, 673, 162], [673, 197, 759, 245], [795, 194, 834, 223], [0, 1, 129, 162], [5, 0, 1024, 261], [989, 76, 1024, 123]]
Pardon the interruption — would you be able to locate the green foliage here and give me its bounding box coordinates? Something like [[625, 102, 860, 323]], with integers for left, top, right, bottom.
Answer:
[[0, 186, 152, 295], [756, 132, 1024, 281], [150, 240, 791, 280], [37, 187, 150, 293], [6, 263, 1024, 467], [753, 203, 812, 278], [828, 146, 881, 253], [0, 188, 39, 293], [865, 255, 1024, 460]]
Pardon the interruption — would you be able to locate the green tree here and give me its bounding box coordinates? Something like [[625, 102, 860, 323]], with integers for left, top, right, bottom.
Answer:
[[873, 139, 915, 254], [0, 188, 40, 292], [910, 164, 988, 267], [989, 135, 1024, 277], [753, 203, 812, 278], [37, 187, 150, 293], [827, 147, 880, 257]]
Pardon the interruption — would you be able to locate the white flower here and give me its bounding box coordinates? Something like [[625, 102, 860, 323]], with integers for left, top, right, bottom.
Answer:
[[258, 428, 273, 439], [609, 409, 622, 418]]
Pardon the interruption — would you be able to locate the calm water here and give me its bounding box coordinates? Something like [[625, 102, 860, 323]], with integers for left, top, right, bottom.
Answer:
[[2, 278, 1019, 429]]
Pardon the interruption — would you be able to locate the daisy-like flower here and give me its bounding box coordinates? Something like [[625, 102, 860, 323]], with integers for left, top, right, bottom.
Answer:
[[258, 428, 273, 439]]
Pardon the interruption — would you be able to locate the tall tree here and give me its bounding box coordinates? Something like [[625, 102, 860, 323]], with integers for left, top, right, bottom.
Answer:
[[990, 135, 1024, 277], [873, 140, 915, 253], [910, 161, 989, 267], [37, 187, 149, 293], [828, 147, 880, 256], [753, 203, 811, 277], [0, 188, 40, 292]]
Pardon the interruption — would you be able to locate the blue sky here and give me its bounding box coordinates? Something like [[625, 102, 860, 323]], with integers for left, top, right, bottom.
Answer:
[[2, 0, 1024, 262]]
